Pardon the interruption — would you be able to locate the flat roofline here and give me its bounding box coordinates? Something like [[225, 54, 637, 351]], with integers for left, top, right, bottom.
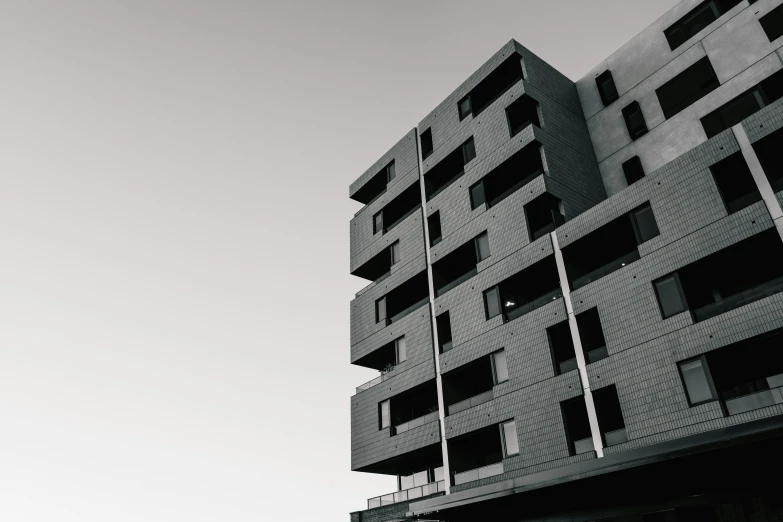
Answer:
[[408, 414, 783, 516]]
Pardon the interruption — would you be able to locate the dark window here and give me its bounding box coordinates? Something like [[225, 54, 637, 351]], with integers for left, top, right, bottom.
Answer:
[[596, 70, 619, 106], [622, 156, 645, 186], [424, 137, 476, 201], [701, 69, 783, 138], [484, 286, 502, 319], [547, 320, 577, 375], [753, 127, 783, 192], [475, 232, 491, 262], [710, 152, 762, 214], [383, 271, 430, 325], [592, 385, 626, 446], [654, 273, 688, 318], [678, 356, 717, 405], [420, 128, 434, 160], [390, 241, 401, 266], [385, 161, 396, 182], [663, 0, 743, 51], [491, 350, 509, 384], [372, 183, 422, 236], [436, 311, 453, 353], [630, 203, 660, 244], [376, 297, 387, 324], [469, 180, 486, 209], [373, 212, 383, 234], [505, 94, 540, 137], [561, 397, 593, 455], [760, 4, 783, 42], [524, 193, 565, 241], [428, 212, 442, 246], [622, 101, 648, 140], [576, 308, 608, 364], [351, 161, 396, 205], [458, 54, 524, 120], [656, 57, 720, 119]]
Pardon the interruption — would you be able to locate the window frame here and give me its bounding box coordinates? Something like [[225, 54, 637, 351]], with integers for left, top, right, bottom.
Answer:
[[428, 211, 443, 247], [491, 349, 509, 385], [622, 156, 645, 186], [474, 232, 491, 262], [653, 273, 689, 319], [461, 138, 477, 164], [395, 337, 407, 364], [595, 70, 619, 106], [500, 420, 520, 457], [420, 128, 434, 160], [385, 161, 396, 183], [484, 286, 502, 320], [379, 399, 391, 430], [373, 211, 384, 235], [458, 95, 473, 121], [469, 180, 486, 210], [622, 101, 648, 140], [390, 241, 400, 266], [630, 203, 660, 244], [376, 296, 387, 324], [677, 355, 718, 407], [759, 4, 783, 43]]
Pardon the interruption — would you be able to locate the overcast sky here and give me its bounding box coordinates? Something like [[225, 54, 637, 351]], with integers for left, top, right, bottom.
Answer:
[[0, 1, 677, 521]]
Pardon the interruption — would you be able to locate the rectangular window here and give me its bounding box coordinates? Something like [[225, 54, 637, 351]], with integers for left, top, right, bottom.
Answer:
[[458, 96, 472, 120], [596, 70, 619, 106], [474, 232, 491, 262], [484, 286, 502, 319], [462, 138, 476, 164], [385, 161, 396, 182], [428, 212, 442, 247], [679, 356, 717, 405], [436, 311, 453, 353], [630, 203, 660, 244], [656, 57, 720, 120], [622, 101, 648, 140], [654, 274, 688, 318], [373, 211, 383, 234], [710, 152, 762, 214], [376, 296, 387, 324], [491, 350, 509, 384], [395, 337, 407, 364], [593, 385, 626, 446], [420, 128, 434, 160], [379, 400, 390, 429], [576, 308, 608, 364], [760, 4, 783, 42], [622, 156, 645, 186], [663, 0, 742, 51], [501, 420, 519, 456], [469, 181, 486, 210], [390, 241, 400, 266]]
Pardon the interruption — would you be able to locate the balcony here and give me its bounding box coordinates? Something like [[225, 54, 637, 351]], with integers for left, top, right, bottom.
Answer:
[[710, 152, 762, 215], [353, 337, 407, 387], [372, 182, 421, 236], [443, 351, 507, 416], [506, 94, 540, 137], [547, 319, 578, 376], [691, 276, 783, 323], [564, 203, 659, 291], [376, 271, 430, 326], [586, 346, 609, 364], [724, 374, 783, 415], [573, 437, 594, 455], [503, 287, 562, 323], [351, 161, 396, 206], [424, 137, 476, 201], [577, 307, 608, 365], [469, 142, 543, 211], [604, 427, 629, 446], [356, 372, 390, 394], [524, 192, 565, 241], [388, 380, 439, 437], [432, 232, 489, 297], [393, 411, 440, 435], [447, 389, 494, 416], [458, 53, 524, 120], [453, 462, 504, 486], [753, 126, 783, 193], [561, 396, 594, 456], [484, 255, 562, 323], [367, 481, 445, 509]]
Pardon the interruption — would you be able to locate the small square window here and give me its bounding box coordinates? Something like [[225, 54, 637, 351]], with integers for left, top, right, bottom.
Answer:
[[630, 204, 660, 244], [653, 274, 688, 318], [760, 4, 783, 42], [474, 232, 490, 262], [484, 286, 502, 319], [390, 241, 400, 266], [622, 101, 648, 140], [373, 212, 383, 235], [622, 156, 645, 186], [420, 128, 434, 160], [470, 181, 486, 210], [501, 420, 519, 456], [596, 70, 619, 106], [458, 96, 472, 120], [678, 356, 716, 406]]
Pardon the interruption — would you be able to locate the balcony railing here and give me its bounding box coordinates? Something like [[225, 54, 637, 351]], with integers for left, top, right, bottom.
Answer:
[[441, 340, 453, 354], [558, 357, 578, 375], [393, 411, 439, 436], [453, 461, 504, 486], [574, 437, 594, 455], [724, 373, 783, 416], [447, 389, 494, 416], [531, 211, 566, 241], [572, 249, 641, 291], [435, 268, 478, 297], [384, 205, 420, 235], [725, 190, 762, 214], [691, 276, 783, 323], [367, 481, 445, 509], [389, 297, 429, 324], [586, 346, 609, 364], [503, 288, 563, 323], [603, 427, 628, 446], [355, 371, 392, 395], [486, 169, 543, 209]]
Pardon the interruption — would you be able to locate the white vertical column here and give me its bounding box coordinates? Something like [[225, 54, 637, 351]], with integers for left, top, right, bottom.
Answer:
[[551, 231, 605, 458], [415, 129, 451, 494], [732, 124, 783, 241]]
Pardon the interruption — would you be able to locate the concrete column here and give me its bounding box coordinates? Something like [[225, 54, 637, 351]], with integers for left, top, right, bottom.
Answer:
[[551, 231, 605, 458], [415, 128, 452, 494], [732, 124, 783, 241]]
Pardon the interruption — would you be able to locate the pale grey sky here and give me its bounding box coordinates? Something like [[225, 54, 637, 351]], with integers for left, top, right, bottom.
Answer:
[[0, 1, 676, 521]]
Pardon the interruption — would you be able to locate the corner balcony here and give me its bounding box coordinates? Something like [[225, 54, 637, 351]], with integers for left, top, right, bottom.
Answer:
[[367, 480, 445, 509]]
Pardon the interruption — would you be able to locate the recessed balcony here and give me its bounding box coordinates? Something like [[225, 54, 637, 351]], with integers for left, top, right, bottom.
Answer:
[[443, 350, 508, 416], [483, 255, 562, 323]]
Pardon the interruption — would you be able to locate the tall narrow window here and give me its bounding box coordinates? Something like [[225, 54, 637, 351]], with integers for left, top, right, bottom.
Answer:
[[491, 350, 509, 384], [484, 286, 502, 319], [379, 400, 390, 429], [436, 312, 453, 353], [373, 211, 383, 235], [576, 308, 608, 364], [420, 128, 434, 160], [462, 138, 477, 164], [474, 232, 491, 262], [385, 161, 396, 182], [654, 274, 688, 318], [428, 212, 443, 246], [596, 70, 619, 106], [622, 156, 645, 186], [622, 101, 648, 140], [395, 337, 407, 364], [760, 4, 783, 42], [630, 203, 660, 244], [469, 180, 486, 210], [710, 152, 762, 214], [593, 385, 626, 446], [501, 420, 520, 456], [679, 356, 717, 405], [376, 296, 387, 324], [390, 241, 401, 266]]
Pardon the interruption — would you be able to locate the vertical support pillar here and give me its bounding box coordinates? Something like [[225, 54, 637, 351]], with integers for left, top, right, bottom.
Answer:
[[551, 231, 605, 458], [732, 123, 783, 241], [415, 128, 452, 493]]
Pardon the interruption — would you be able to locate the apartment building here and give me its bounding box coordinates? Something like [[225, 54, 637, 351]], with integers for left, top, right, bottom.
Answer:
[[347, 1, 783, 520]]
